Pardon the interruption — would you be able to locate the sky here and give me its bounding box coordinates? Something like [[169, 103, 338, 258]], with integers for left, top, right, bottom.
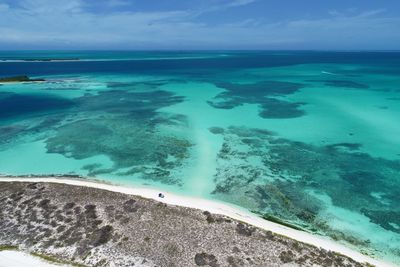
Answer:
[[0, 0, 399, 50]]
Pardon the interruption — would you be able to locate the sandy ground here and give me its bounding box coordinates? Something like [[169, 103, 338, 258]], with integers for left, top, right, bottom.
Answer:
[[0, 176, 394, 267]]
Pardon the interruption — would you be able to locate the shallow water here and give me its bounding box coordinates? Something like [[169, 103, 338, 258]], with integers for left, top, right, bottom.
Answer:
[[0, 51, 400, 264]]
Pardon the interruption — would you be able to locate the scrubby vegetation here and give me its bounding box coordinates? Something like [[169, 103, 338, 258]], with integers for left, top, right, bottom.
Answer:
[[0, 181, 369, 266]]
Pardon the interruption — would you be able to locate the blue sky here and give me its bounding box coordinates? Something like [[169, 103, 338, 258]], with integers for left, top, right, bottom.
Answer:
[[0, 0, 399, 50]]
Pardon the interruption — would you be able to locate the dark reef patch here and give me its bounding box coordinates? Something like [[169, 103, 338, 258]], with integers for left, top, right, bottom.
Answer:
[[211, 125, 400, 252], [340, 171, 386, 195], [360, 209, 400, 234], [208, 127, 225, 135], [0, 92, 74, 120], [45, 116, 191, 185], [0, 114, 66, 152], [106, 80, 171, 91], [207, 81, 305, 118], [76, 90, 184, 119], [44, 89, 191, 185], [0, 125, 26, 145], [0, 87, 193, 186]]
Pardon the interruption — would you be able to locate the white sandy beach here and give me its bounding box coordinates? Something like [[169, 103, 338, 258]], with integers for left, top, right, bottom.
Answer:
[[0, 176, 394, 267], [0, 250, 69, 267]]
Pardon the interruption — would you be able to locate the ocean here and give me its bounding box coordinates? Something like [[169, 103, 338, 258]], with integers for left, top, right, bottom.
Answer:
[[0, 51, 399, 264]]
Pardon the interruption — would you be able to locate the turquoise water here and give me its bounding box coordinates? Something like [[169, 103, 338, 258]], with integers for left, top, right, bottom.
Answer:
[[0, 51, 400, 264]]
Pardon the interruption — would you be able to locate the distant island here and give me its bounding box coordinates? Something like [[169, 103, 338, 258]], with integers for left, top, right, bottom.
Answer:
[[0, 75, 45, 83]]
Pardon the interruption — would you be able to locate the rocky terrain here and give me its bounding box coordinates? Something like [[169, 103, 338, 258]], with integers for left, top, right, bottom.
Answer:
[[0, 181, 370, 267]]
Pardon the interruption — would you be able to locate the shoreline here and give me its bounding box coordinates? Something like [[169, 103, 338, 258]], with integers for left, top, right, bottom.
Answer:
[[0, 176, 394, 267]]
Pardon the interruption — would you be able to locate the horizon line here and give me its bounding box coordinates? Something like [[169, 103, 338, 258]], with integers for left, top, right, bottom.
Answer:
[[1, 49, 400, 52]]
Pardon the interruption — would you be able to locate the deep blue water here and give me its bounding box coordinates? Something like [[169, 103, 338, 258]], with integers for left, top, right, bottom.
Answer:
[[1, 51, 400, 76]]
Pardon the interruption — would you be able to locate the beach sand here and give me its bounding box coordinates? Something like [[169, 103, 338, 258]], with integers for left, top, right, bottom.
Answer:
[[0, 250, 68, 267]]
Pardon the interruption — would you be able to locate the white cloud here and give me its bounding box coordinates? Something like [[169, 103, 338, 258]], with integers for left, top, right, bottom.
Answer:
[[227, 0, 257, 7], [0, 1, 398, 49], [0, 3, 9, 12], [355, 9, 386, 18], [190, 0, 258, 16], [17, 0, 83, 13]]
